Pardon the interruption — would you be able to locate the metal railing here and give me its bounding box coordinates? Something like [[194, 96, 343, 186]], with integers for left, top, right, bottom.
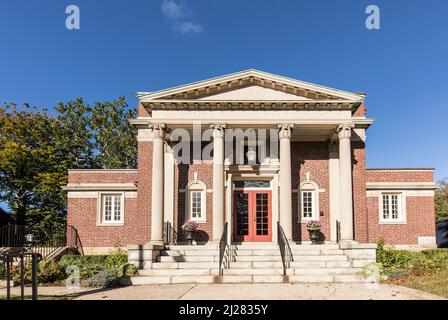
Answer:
[[219, 222, 231, 276], [336, 220, 341, 243], [0, 252, 42, 300], [163, 221, 178, 245], [0, 224, 26, 247], [1, 224, 81, 260], [277, 222, 294, 276]]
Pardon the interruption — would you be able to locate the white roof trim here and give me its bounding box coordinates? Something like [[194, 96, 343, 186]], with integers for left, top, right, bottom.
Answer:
[[138, 69, 365, 102], [62, 183, 137, 191]]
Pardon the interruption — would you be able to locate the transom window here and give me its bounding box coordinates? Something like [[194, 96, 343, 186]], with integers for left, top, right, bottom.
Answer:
[[381, 193, 404, 223], [101, 194, 124, 225]]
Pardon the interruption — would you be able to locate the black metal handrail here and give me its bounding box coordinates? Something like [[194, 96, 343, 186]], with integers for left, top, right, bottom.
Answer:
[[277, 222, 293, 276], [163, 221, 178, 245], [219, 222, 230, 276], [336, 220, 341, 243]]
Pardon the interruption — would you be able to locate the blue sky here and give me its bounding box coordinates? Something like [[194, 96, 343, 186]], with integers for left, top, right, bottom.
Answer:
[[0, 0, 447, 208]]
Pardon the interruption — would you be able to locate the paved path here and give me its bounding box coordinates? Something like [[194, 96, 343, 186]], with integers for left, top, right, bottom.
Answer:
[[1, 283, 444, 300]]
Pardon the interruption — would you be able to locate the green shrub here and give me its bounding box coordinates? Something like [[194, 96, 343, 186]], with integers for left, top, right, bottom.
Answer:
[[376, 240, 448, 279], [58, 248, 134, 288]]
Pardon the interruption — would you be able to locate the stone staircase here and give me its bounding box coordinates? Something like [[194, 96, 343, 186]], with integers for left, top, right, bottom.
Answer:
[[130, 243, 374, 285]]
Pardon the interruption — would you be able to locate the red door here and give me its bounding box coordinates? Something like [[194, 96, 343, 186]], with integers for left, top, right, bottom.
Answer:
[[233, 190, 272, 242]]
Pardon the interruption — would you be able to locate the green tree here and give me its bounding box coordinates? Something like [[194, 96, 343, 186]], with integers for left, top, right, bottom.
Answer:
[[0, 96, 137, 228], [435, 178, 448, 221], [0, 104, 65, 226]]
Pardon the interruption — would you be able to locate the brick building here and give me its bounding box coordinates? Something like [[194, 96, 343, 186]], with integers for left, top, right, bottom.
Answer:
[[64, 70, 437, 256]]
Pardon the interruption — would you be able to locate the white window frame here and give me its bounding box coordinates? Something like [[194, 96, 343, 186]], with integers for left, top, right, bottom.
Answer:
[[299, 180, 320, 223], [186, 181, 207, 223], [98, 192, 125, 226], [379, 192, 406, 224]]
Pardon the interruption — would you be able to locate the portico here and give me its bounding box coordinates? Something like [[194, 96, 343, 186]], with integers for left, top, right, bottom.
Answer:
[[133, 70, 372, 245]]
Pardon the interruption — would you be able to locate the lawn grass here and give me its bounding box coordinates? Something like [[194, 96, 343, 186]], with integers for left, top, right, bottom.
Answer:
[[386, 270, 448, 299]]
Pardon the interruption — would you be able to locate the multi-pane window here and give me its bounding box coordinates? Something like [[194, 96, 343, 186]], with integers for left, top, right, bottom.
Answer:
[[301, 191, 315, 220], [101, 194, 123, 224], [382, 194, 401, 221], [190, 191, 203, 219], [188, 181, 206, 222]]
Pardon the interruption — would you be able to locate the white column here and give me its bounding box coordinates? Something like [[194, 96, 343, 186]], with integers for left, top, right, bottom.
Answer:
[[338, 123, 355, 242], [328, 141, 340, 242], [150, 124, 166, 244], [278, 123, 294, 241], [211, 124, 226, 241]]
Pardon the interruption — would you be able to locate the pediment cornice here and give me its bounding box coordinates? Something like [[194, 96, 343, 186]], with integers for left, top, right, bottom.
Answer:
[[138, 69, 365, 103]]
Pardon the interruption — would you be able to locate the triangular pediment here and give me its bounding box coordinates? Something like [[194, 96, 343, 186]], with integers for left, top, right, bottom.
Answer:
[[138, 69, 365, 103], [198, 85, 312, 101]]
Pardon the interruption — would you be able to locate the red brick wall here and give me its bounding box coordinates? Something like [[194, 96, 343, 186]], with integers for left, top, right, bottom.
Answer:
[[291, 141, 330, 242], [366, 170, 433, 183], [366, 195, 435, 244], [353, 141, 368, 243], [66, 142, 152, 248], [174, 162, 214, 243], [67, 196, 144, 247], [68, 171, 138, 184]]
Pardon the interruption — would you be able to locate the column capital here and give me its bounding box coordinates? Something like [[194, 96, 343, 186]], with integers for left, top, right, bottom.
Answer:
[[337, 123, 354, 140], [210, 123, 226, 139], [278, 123, 294, 140], [149, 123, 166, 139]]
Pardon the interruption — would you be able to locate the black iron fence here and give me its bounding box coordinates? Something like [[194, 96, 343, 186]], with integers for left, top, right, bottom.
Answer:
[[0, 224, 81, 260], [0, 252, 42, 300], [336, 220, 341, 243]]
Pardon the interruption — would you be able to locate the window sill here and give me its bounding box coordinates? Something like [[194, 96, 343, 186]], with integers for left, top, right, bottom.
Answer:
[[379, 221, 407, 225], [97, 223, 125, 227]]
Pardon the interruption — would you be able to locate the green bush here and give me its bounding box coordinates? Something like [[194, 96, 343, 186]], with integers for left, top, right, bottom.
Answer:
[[59, 248, 136, 288], [1, 260, 66, 285], [0, 248, 136, 288], [376, 239, 448, 279]]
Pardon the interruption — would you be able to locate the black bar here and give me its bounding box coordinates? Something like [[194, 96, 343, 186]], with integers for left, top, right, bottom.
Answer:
[[31, 254, 38, 301], [20, 254, 24, 300], [6, 255, 11, 300]]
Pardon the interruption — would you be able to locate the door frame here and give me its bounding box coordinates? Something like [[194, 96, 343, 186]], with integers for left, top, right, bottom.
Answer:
[[232, 189, 272, 242]]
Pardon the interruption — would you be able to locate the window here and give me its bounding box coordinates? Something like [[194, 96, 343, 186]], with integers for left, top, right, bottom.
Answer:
[[100, 193, 124, 225], [380, 193, 405, 223], [301, 190, 316, 220], [190, 191, 203, 219], [186, 181, 206, 222], [299, 180, 320, 222]]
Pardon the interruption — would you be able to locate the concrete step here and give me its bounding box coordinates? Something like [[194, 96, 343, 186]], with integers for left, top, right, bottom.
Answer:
[[165, 245, 218, 250], [151, 261, 253, 269], [291, 255, 348, 262], [139, 268, 214, 276], [222, 268, 293, 276], [293, 268, 361, 275], [158, 256, 216, 262], [289, 275, 334, 283], [233, 255, 282, 262]]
